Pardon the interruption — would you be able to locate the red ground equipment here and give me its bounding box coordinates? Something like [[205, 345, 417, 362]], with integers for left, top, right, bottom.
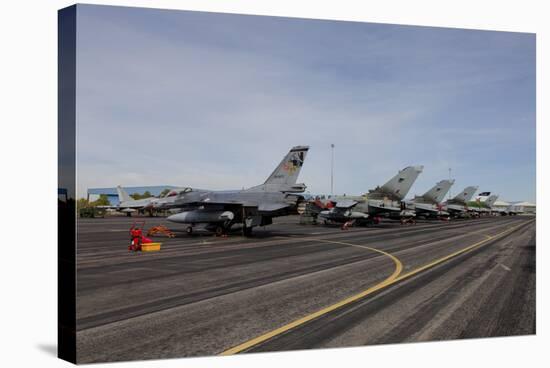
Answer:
[[147, 225, 176, 238], [129, 221, 153, 251]]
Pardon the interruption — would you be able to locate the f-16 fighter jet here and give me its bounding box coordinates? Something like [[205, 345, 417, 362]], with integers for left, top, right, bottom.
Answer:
[[406, 179, 455, 219], [319, 165, 424, 227], [165, 146, 309, 236], [442, 186, 479, 218], [150, 187, 209, 211]]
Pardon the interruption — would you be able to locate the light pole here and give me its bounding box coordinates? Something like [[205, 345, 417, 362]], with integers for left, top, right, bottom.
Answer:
[[331, 144, 335, 197]]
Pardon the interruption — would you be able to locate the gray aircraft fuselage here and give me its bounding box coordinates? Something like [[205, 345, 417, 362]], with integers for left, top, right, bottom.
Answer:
[[319, 166, 423, 225], [162, 145, 310, 235], [172, 189, 302, 212]]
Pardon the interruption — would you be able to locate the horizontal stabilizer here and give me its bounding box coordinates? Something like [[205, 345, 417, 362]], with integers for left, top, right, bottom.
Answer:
[[335, 199, 358, 209]]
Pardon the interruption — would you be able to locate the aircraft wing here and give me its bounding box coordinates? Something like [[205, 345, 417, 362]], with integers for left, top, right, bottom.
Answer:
[[334, 199, 358, 209], [118, 207, 137, 213], [258, 203, 290, 212], [414, 203, 440, 213], [422, 207, 440, 213], [177, 198, 287, 212], [369, 202, 402, 212]]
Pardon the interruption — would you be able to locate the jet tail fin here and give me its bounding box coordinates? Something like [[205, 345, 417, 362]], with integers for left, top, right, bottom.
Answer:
[[247, 146, 309, 192], [264, 145, 309, 185], [370, 166, 423, 200], [421, 179, 455, 204], [485, 195, 499, 207], [116, 185, 132, 203], [452, 186, 478, 203]]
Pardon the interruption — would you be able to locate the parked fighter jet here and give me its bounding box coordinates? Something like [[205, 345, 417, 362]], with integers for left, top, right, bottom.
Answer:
[[442, 186, 478, 218], [318, 165, 423, 227], [150, 187, 207, 211], [469, 194, 499, 216], [485, 194, 499, 210], [406, 179, 455, 219], [113, 185, 156, 216], [504, 203, 523, 216], [165, 146, 309, 235]]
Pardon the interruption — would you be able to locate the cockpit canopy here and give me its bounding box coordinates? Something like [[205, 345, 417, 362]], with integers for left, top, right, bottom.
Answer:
[[161, 187, 193, 198]]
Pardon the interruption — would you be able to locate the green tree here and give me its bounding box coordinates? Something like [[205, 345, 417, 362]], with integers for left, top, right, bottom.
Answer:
[[467, 201, 482, 209], [160, 188, 171, 197], [130, 191, 153, 200], [91, 194, 111, 206], [77, 198, 89, 210]]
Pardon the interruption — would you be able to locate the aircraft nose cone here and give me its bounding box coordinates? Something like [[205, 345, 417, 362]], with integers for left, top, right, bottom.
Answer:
[[167, 212, 187, 223]]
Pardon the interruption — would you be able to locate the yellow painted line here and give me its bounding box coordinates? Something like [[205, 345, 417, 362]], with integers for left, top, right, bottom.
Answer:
[[220, 240, 403, 356], [219, 219, 533, 355], [396, 219, 532, 281], [310, 238, 403, 280]]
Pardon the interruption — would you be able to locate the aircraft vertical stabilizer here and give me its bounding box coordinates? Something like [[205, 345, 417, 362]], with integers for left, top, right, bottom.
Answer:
[[421, 179, 455, 204], [485, 194, 499, 207], [452, 186, 478, 203], [264, 146, 309, 185], [116, 185, 132, 203], [376, 165, 424, 200]]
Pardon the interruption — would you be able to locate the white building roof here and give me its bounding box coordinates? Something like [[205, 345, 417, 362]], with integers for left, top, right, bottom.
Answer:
[[514, 201, 536, 207]]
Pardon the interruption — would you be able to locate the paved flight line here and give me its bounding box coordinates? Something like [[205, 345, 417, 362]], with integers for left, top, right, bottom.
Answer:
[[220, 218, 534, 355]]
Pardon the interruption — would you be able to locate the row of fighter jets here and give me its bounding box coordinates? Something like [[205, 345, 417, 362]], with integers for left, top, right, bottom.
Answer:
[[109, 145, 506, 235]]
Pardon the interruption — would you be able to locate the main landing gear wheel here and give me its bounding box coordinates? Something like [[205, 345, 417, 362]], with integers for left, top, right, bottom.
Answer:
[[215, 226, 224, 237], [243, 226, 253, 236]]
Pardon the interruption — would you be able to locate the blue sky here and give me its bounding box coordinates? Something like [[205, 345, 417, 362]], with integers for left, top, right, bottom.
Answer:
[[76, 5, 535, 202]]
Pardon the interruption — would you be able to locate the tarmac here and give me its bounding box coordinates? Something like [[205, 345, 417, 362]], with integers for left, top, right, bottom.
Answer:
[[75, 215, 536, 363]]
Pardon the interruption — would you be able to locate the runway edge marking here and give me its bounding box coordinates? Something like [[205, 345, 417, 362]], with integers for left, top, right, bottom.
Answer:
[[219, 218, 534, 355]]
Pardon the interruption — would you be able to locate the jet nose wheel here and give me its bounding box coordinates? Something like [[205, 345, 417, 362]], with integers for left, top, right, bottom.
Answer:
[[186, 226, 193, 235]]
